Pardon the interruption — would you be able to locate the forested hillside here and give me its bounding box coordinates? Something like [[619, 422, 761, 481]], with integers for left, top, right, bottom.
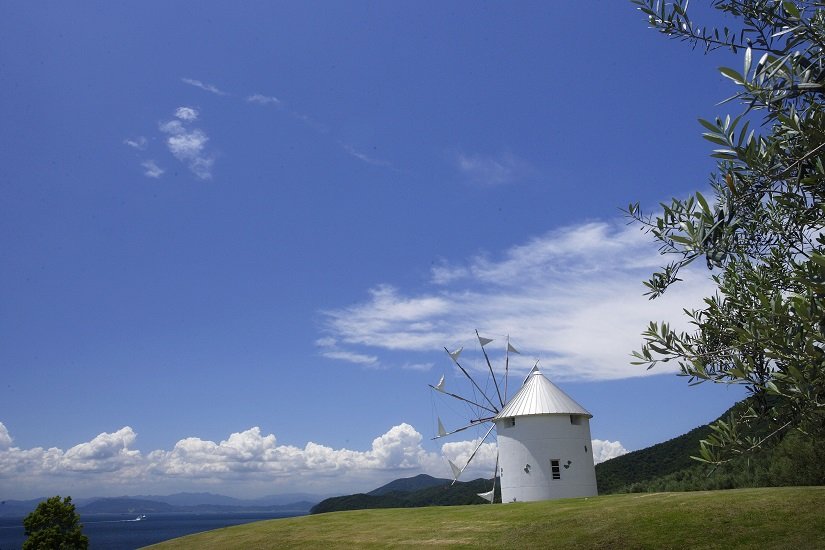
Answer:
[[310, 477, 500, 514], [596, 401, 825, 494]]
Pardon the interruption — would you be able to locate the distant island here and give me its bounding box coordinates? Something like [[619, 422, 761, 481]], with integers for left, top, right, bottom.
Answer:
[[0, 492, 319, 518]]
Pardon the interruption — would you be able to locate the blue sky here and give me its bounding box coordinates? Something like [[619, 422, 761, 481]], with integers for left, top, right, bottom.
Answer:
[[1, 2, 748, 499]]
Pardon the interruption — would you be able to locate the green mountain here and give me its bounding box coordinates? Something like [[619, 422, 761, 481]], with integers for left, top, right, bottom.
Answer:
[[310, 476, 500, 514], [366, 473, 450, 496], [596, 400, 825, 494]]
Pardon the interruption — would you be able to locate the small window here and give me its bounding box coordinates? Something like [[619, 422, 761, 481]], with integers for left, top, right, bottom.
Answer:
[[504, 418, 515, 428], [570, 415, 582, 425], [550, 459, 561, 480]]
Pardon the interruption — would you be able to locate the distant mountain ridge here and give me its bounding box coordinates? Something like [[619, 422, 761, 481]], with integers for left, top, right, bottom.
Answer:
[[129, 491, 321, 507], [0, 492, 321, 518], [367, 473, 453, 496]]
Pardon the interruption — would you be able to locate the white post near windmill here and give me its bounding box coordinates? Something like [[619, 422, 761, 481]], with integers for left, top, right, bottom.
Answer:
[[493, 365, 598, 502]]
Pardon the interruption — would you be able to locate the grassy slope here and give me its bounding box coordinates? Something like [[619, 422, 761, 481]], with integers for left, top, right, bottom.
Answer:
[[144, 487, 824, 549]]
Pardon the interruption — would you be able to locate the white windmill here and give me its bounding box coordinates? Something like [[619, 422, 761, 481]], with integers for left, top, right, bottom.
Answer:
[[430, 332, 598, 503]]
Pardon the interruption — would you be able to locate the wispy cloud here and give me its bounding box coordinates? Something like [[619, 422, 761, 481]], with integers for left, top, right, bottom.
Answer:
[[339, 142, 393, 168], [319, 219, 714, 381], [0, 421, 625, 498], [141, 160, 165, 178], [123, 136, 147, 150], [456, 151, 532, 186], [246, 93, 281, 106], [159, 106, 214, 180], [181, 77, 227, 96], [245, 90, 394, 169]]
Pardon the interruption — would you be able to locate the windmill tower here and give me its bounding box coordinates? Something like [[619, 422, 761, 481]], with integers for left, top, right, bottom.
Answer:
[[493, 365, 597, 502], [432, 334, 597, 503]]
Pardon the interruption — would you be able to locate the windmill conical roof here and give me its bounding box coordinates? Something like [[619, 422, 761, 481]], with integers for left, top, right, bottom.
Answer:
[[495, 365, 591, 419]]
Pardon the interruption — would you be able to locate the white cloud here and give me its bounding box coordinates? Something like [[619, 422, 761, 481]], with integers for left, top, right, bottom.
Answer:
[[0, 423, 442, 498], [457, 151, 532, 186], [321, 349, 379, 366], [339, 142, 392, 167], [0, 422, 11, 450], [124, 136, 147, 150], [141, 159, 164, 178], [62, 428, 141, 472], [167, 130, 209, 159], [181, 77, 227, 96], [159, 108, 215, 180], [175, 106, 199, 122], [319, 220, 714, 381], [246, 93, 281, 106], [0, 423, 626, 499], [591, 439, 628, 464]]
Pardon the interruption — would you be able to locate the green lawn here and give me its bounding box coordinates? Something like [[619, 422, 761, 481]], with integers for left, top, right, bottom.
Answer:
[[144, 487, 825, 549]]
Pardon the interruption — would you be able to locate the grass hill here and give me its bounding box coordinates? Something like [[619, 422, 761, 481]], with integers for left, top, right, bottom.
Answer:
[[144, 487, 825, 549]]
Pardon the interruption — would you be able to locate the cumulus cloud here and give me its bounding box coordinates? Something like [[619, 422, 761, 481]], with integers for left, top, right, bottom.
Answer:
[[0, 422, 11, 450], [0, 423, 626, 499], [62, 428, 141, 472], [457, 151, 532, 186], [174, 106, 199, 122], [319, 219, 714, 381], [0, 423, 447, 498], [181, 77, 227, 96], [159, 107, 214, 180], [591, 439, 628, 464]]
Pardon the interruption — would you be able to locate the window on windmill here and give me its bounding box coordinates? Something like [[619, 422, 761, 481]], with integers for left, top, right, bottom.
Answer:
[[550, 459, 561, 480], [505, 418, 515, 428], [570, 415, 582, 425]]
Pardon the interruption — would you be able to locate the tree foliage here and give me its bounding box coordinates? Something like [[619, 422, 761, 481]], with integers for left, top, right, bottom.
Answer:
[[23, 496, 88, 550], [627, 0, 825, 463]]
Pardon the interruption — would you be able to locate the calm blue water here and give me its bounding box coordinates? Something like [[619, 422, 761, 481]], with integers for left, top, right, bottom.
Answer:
[[0, 511, 304, 549]]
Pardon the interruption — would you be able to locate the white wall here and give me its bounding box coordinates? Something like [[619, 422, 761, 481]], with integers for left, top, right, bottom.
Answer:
[[494, 414, 597, 502]]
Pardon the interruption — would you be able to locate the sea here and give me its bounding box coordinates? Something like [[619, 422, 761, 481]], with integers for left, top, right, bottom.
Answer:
[[0, 511, 305, 549]]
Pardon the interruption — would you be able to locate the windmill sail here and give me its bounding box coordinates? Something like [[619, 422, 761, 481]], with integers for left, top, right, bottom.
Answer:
[[477, 489, 495, 503], [431, 417, 495, 440], [477, 330, 504, 407], [448, 459, 462, 480], [477, 335, 493, 347], [437, 418, 447, 437]]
